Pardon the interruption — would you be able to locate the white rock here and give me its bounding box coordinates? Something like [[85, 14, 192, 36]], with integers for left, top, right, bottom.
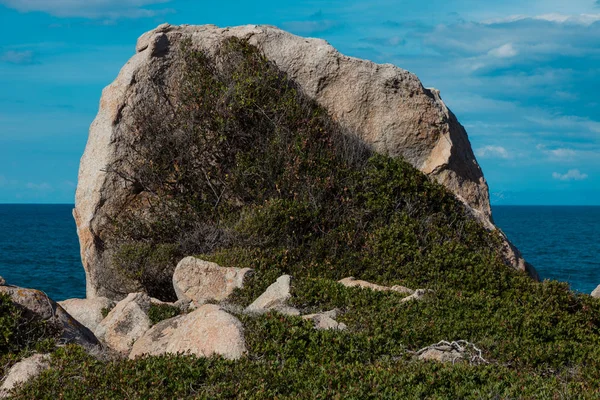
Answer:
[[338, 277, 414, 294], [400, 289, 433, 303], [591, 285, 600, 298], [0, 354, 50, 398], [129, 304, 246, 360], [58, 297, 115, 337], [172, 257, 253, 304], [245, 275, 299, 316], [96, 292, 151, 354], [302, 309, 347, 331]]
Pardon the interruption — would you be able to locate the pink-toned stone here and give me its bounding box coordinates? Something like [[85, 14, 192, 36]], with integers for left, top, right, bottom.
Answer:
[[129, 304, 246, 360], [173, 257, 253, 304]]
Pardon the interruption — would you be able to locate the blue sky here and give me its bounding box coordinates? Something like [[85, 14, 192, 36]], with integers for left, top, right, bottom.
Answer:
[[0, 0, 598, 205]]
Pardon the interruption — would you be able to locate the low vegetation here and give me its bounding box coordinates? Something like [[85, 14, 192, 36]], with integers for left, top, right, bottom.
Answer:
[[4, 37, 600, 398]]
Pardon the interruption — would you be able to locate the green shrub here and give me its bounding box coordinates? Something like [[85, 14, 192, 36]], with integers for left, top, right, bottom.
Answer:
[[148, 303, 181, 325], [18, 35, 589, 399]]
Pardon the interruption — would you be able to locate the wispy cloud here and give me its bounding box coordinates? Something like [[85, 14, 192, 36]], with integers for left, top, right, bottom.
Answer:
[[283, 11, 340, 35], [0, 0, 173, 19], [552, 169, 588, 181], [475, 145, 510, 159], [488, 43, 517, 58], [1, 50, 34, 64], [26, 182, 53, 191]]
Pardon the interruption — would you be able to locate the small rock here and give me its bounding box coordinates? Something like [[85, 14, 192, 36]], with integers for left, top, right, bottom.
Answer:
[[173, 257, 253, 304], [591, 285, 600, 298], [418, 348, 463, 363], [129, 304, 246, 360], [0, 286, 99, 348], [302, 309, 347, 331], [245, 275, 300, 316], [338, 277, 414, 295], [0, 354, 50, 398], [0, 276, 5, 286], [400, 289, 433, 303], [96, 292, 151, 354], [58, 297, 115, 337]]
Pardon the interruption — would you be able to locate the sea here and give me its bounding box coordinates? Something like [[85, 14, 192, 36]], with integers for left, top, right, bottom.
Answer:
[[0, 204, 598, 301]]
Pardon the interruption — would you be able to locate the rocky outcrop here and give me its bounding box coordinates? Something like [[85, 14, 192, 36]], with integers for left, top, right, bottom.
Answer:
[[0, 286, 99, 348], [245, 275, 299, 316], [95, 292, 151, 354], [591, 285, 600, 298], [338, 277, 414, 294], [129, 304, 246, 360], [58, 297, 115, 337], [74, 24, 535, 300], [172, 257, 253, 304], [0, 354, 50, 398]]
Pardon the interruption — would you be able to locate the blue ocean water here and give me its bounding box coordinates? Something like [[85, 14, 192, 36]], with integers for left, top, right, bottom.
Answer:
[[493, 206, 600, 294], [0, 204, 598, 301], [0, 204, 85, 301]]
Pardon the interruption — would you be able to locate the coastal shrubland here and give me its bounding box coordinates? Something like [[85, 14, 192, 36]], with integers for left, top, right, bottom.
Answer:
[[4, 38, 600, 398]]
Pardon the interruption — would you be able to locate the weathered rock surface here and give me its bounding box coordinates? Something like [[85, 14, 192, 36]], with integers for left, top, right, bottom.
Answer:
[[0, 276, 5, 286], [338, 277, 414, 294], [591, 285, 600, 298], [245, 275, 299, 316], [0, 354, 50, 398], [74, 24, 536, 300], [58, 297, 115, 337], [95, 292, 151, 354], [129, 304, 246, 360], [173, 257, 253, 304], [302, 309, 347, 331], [0, 286, 99, 348]]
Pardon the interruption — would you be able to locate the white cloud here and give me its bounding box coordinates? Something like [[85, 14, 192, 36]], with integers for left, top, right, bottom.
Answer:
[[0, 0, 172, 19], [475, 145, 510, 159], [537, 144, 577, 158], [552, 169, 588, 181], [488, 43, 518, 58], [1, 50, 34, 64]]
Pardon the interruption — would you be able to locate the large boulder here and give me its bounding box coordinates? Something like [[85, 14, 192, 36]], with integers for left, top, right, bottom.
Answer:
[[58, 297, 115, 337], [0, 286, 99, 348], [74, 24, 536, 300], [591, 285, 600, 298], [0, 354, 50, 398], [172, 257, 253, 304], [95, 292, 151, 354], [129, 304, 246, 360]]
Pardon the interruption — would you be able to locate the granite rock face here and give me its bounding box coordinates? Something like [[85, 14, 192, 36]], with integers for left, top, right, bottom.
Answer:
[[172, 257, 253, 304], [129, 304, 246, 360], [74, 24, 535, 300], [0, 286, 99, 348]]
